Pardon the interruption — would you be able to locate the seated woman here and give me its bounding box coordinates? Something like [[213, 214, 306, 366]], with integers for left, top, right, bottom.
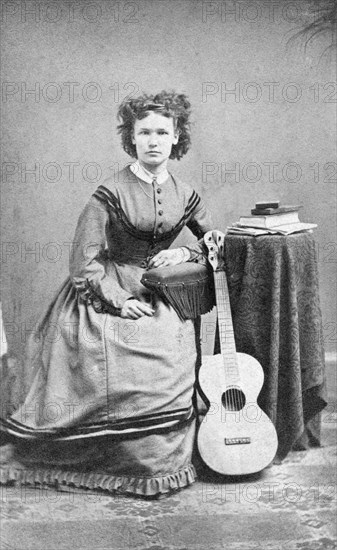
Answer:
[[0, 91, 213, 498]]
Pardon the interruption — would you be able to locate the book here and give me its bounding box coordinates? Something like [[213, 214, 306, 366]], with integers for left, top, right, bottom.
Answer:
[[227, 226, 271, 236], [239, 211, 300, 228], [251, 205, 302, 215], [267, 222, 317, 235], [255, 201, 280, 210], [231, 222, 317, 236]]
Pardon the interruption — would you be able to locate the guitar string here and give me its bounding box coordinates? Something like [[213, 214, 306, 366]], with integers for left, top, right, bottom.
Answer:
[[210, 237, 246, 411], [218, 239, 241, 411], [219, 237, 244, 411], [217, 273, 238, 411], [216, 259, 244, 411]]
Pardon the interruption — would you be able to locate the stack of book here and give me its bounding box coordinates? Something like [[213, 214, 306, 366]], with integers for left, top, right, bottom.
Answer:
[[228, 201, 317, 236]]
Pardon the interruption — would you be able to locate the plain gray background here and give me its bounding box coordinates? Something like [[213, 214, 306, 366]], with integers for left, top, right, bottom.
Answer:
[[1, 0, 336, 395]]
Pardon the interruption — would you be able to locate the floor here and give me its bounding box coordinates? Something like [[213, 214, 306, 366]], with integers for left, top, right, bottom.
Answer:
[[1, 358, 336, 550]]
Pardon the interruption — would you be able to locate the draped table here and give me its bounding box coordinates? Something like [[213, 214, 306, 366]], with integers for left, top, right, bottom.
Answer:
[[213, 232, 327, 461]]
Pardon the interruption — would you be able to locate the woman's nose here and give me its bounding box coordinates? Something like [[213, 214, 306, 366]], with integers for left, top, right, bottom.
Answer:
[[148, 133, 158, 147]]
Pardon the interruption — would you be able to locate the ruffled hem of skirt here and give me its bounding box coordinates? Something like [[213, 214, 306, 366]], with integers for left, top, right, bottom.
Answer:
[[0, 462, 197, 497]]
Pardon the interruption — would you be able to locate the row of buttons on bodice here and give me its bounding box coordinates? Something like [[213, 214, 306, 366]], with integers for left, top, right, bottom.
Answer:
[[141, 177, 164, 268], [156, 183, 164, 223]]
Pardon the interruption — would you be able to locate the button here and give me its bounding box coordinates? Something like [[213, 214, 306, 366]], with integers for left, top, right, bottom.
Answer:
[[158, 210, 163, 216], [156, 188, 162, 194], [140, 260, 147, 268], [157, 199, 162, 204], [158, 222, 163, 228]]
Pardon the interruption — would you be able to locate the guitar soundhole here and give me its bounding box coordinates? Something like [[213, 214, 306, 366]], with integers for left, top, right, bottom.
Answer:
[[222, 387, 246, 412]]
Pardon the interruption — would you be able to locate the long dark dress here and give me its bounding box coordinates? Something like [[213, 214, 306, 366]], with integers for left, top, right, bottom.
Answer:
[[0, 166, 213, 497]]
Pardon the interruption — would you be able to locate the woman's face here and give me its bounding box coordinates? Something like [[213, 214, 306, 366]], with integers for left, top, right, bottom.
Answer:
[[132, 112, 179, 170]]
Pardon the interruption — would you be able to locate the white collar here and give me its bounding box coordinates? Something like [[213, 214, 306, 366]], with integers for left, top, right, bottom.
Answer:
[[130, 161, 169, 185]]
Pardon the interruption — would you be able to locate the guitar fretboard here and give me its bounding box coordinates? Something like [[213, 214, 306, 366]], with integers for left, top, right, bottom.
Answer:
[[214, 271, 240, 384]]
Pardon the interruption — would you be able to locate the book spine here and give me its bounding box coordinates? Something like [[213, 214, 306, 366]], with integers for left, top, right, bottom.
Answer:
[[239, 212, 299, 228], [251, 206, 300, 215]]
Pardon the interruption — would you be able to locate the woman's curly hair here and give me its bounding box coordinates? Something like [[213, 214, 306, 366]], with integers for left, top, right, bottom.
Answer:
[[117, 91, 191, 160]]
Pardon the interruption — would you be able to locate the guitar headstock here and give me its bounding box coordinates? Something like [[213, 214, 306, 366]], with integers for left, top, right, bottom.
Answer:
[[204, 230, 226, 272]]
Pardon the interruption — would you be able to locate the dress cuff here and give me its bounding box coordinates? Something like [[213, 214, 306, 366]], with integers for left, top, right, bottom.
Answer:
[[183, 244, 208, 266], [179, 247, 191, 263], [72, 279, 131, 316]]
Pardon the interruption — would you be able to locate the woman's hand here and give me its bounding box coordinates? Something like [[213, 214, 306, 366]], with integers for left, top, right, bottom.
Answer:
[[147, 248, 190, 269], [121, 299, 155, 319]]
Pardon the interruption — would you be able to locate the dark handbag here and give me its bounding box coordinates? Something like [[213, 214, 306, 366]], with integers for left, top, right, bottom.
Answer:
[[141, 262, 215, 320]]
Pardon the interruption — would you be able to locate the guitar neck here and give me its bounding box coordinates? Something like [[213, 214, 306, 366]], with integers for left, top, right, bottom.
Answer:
[[214, 270, 240, 384]]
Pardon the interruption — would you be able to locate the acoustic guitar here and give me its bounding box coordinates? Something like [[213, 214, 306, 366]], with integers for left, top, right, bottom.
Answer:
[[197, 230, 278, 475]]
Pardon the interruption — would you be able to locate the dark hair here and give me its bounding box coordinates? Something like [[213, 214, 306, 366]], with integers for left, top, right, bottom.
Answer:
[[117, 91, 191, 160]]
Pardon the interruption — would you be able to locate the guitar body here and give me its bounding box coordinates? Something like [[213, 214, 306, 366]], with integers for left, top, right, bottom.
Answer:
[[198, 352, 278, 475]]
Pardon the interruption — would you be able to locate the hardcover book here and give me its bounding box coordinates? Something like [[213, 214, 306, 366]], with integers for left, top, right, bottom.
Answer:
[[251, 205, 302, 215], [228, 222, 317, 236], [239, 211, 300, 228]]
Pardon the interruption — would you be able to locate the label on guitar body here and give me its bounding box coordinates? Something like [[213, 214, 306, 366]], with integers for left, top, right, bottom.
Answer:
[[225, 437, 251, 445]]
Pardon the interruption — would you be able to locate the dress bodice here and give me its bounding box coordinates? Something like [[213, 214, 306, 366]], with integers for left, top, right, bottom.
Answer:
[[92, 166, 205, 266], [69, 166, 213, 314]]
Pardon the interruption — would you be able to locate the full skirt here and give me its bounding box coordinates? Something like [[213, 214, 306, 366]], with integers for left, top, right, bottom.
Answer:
[[0, 278, 200, 497]]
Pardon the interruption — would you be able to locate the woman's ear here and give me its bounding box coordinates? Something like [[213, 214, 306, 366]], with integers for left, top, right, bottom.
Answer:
[[173, 129, 180, 145], [131, 132, 136, 145]]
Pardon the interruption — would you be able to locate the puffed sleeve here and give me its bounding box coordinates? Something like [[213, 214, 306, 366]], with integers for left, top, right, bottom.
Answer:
[[69, 198, 133, 315], [184, 192, 214, 265]]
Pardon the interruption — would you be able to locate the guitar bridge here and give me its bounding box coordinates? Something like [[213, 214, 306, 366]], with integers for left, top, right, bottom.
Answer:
[[225, 437, 251, 445]]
